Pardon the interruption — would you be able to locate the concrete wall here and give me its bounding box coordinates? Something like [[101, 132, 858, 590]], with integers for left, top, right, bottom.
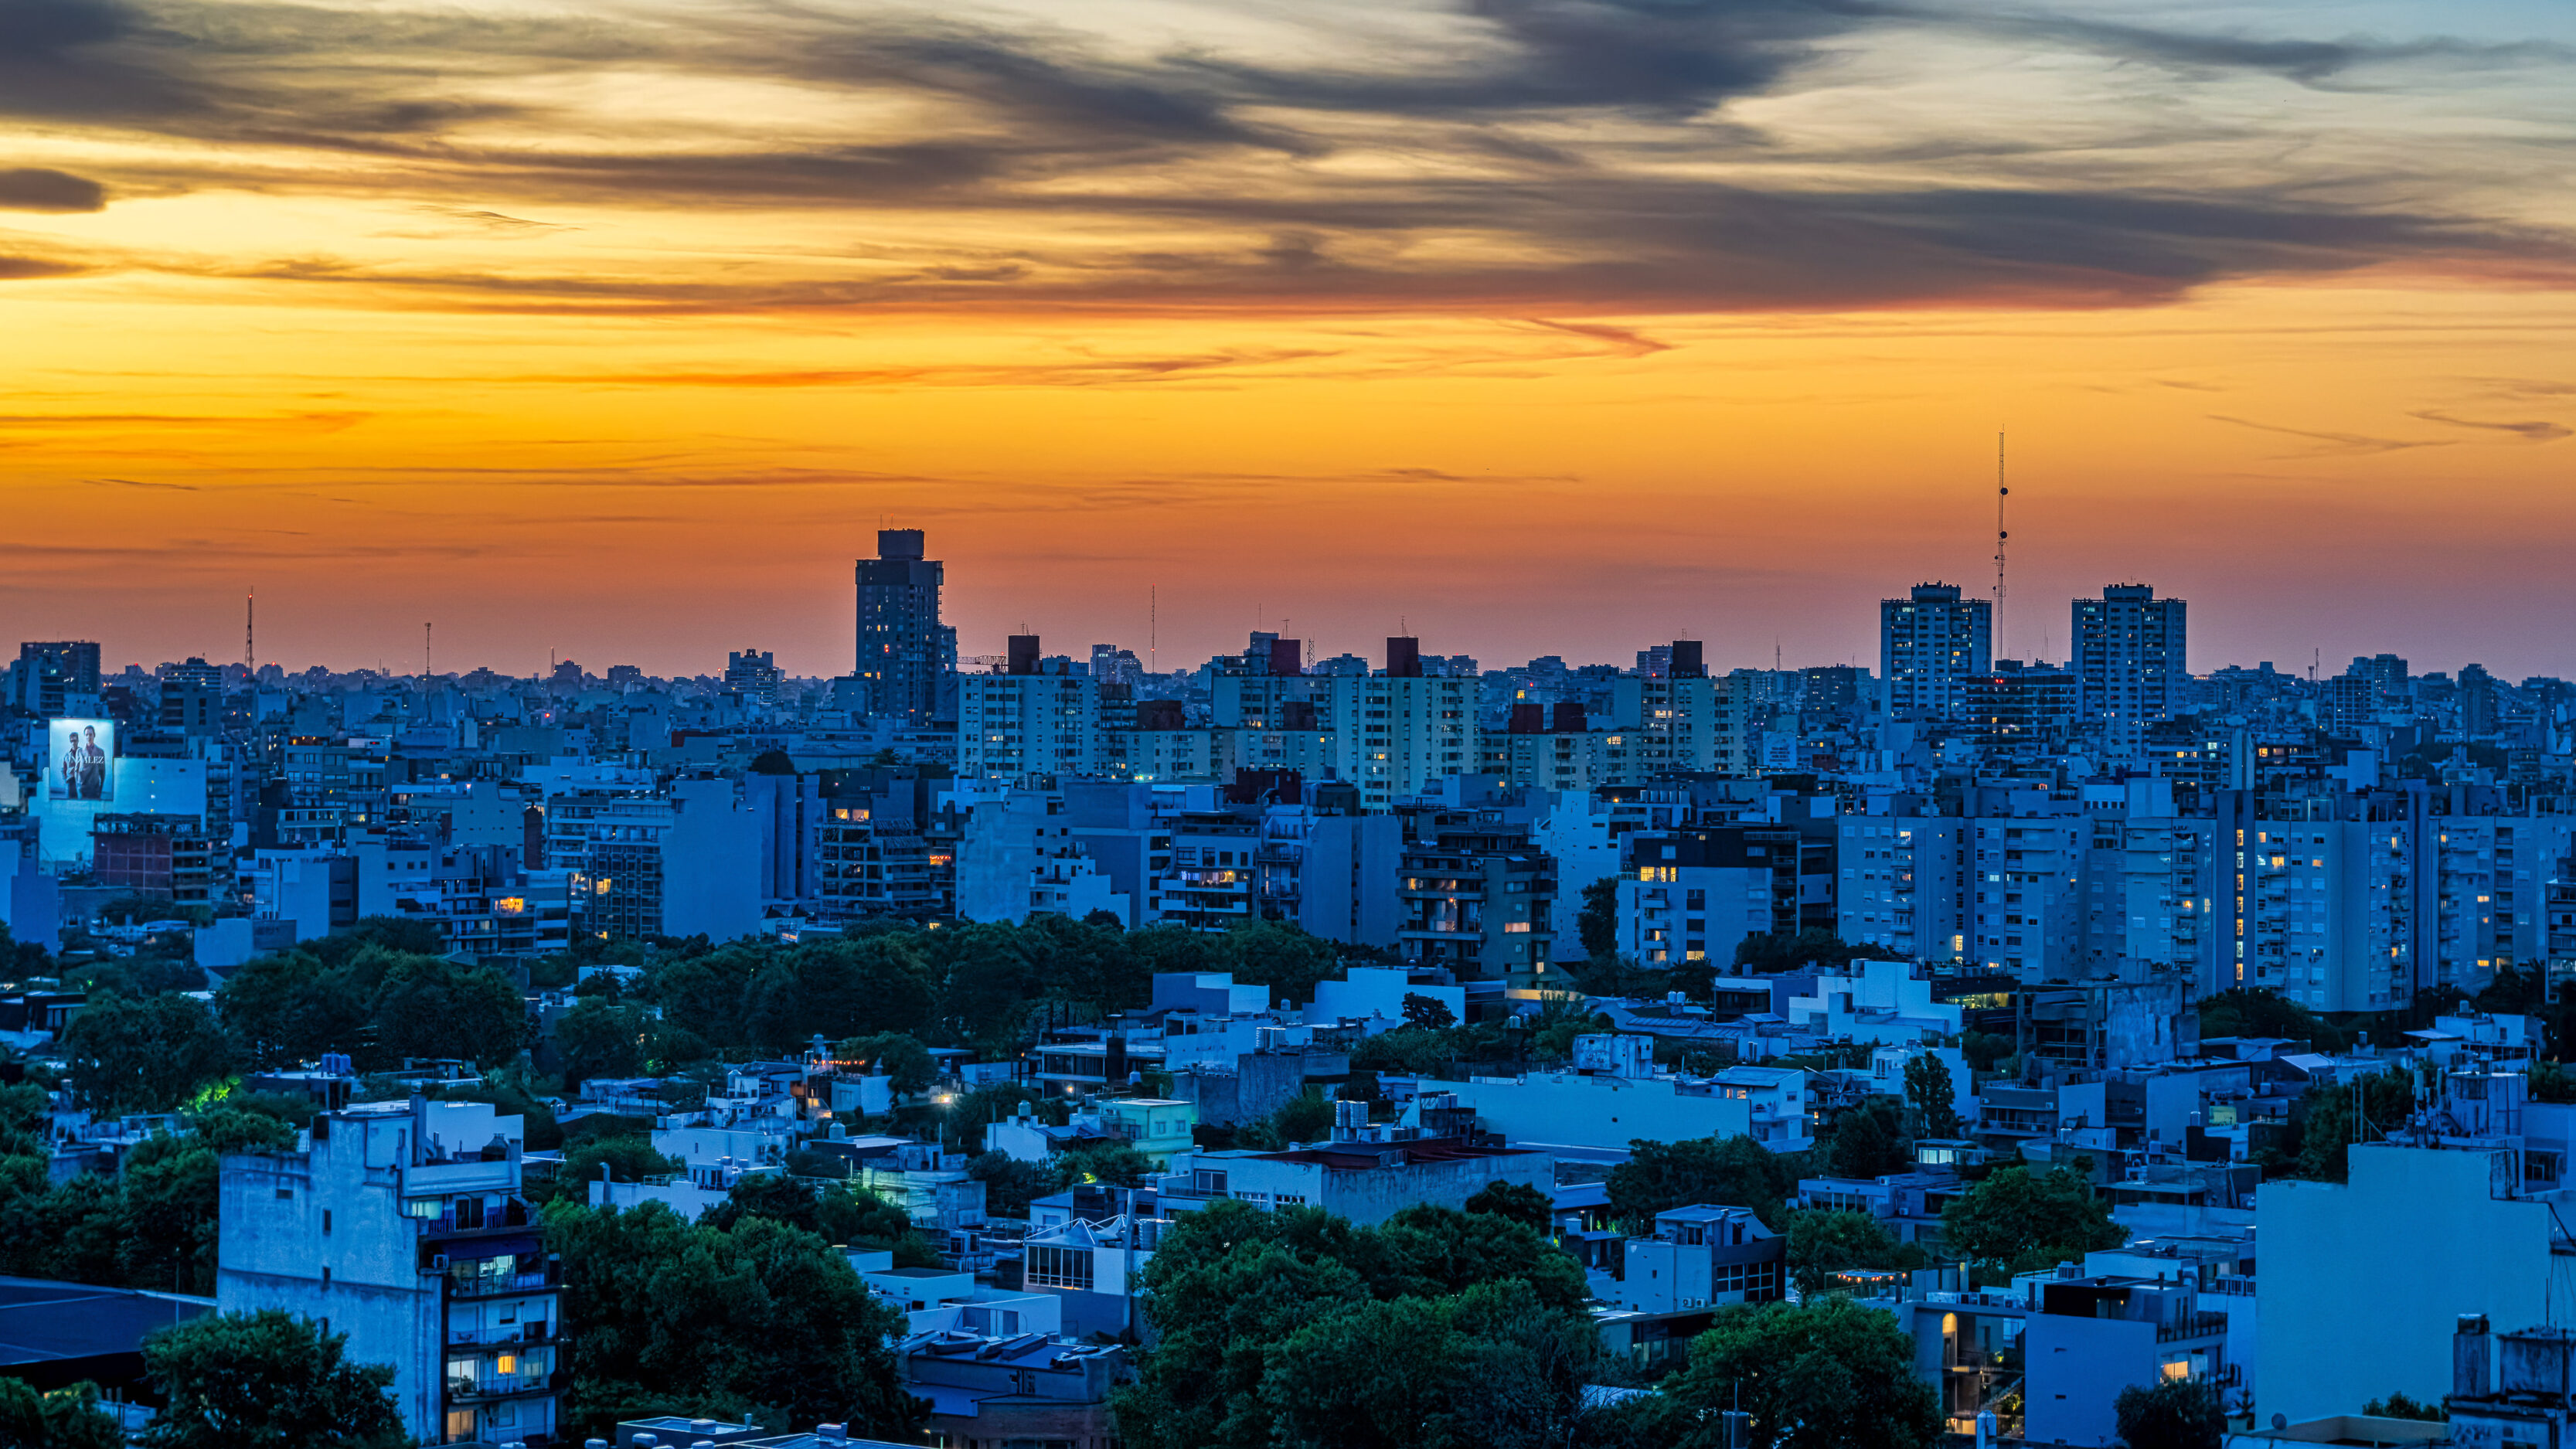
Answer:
[[2259, 1145, 2576, 1423], [2024, 1313, 2158, 1447]]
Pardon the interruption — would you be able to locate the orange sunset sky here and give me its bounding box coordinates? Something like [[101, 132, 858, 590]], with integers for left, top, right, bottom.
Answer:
[[4, 0, 2574, 679]]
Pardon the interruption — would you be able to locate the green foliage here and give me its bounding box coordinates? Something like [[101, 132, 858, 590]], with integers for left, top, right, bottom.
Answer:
[[968, 1151, 1051, 1219], [1463, 1179, 1554, 1231], [2277, 1070, 2418, 1183], [216, 951, 370, 1069], [1048, 1139, 1155, 1190], [1903, 1054, 1965, 1138], [744, 935, 938, 1056], [835, 1032, 938, 1096], [1577, 876, 1620, 959], [140, 1309, 409, 1449], [1821, 1098, 1911, 1181], [2533, 1061, 2576, 1104], [370, 955, 527, 1068], [551, 1134, 682, 1201], [0, 1376, 124, 1449], [432, 1071, 563, 1151], [2362, 1391, 2447, 1422], [1238, 1090, 1337, 1151], [553, 998, 650, 1089], [1224, 919, 1342, 1006], [1114, 1197, 1597, 1449], [1733, 929, 1904, 974], [2198, 987, 2347, 1053], [65, 951, 205, 999], [703, 1174, 931, 1262], [60, 993, 234, 1113], [944, 1080, 1061, 1155], [1607, 1136, 1795, 1230], [547, 1200, 924, 1439], [1782, 1209, 1925, 1295], [1401, 992, 1457, 1030], [1959, 1030, 2014, 1074], [1938, 1165, 2124, 1267], [301, 916, 447, 968], [2113, 1376, 2227, 1449], [1648, 1298, 1941, 1449]]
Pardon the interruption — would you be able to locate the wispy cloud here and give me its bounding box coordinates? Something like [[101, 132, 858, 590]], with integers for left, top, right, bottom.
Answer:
[[2412, 410, 2573, 442], [2210, 413, 2458, 457]]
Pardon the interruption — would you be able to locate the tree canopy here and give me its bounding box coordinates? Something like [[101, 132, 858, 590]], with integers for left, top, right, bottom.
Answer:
[[1938, 1165, 2123, 1271], [1114, 1193, 1596, 1449], [1606, 1136, 1795, 1230], [139, 1309, 409, 1449]]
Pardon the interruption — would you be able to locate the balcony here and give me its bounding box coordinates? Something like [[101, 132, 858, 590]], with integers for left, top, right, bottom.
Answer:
[[445, 1264, 562, 1300], [446, 1322, 553, 1349], [445, 1370, 557, 1403], [2157, 1312, 2231, 1345]]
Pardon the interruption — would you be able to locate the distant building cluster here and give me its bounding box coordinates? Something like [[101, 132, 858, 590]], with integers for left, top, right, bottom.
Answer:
[[14, 535, 2576, 1448]]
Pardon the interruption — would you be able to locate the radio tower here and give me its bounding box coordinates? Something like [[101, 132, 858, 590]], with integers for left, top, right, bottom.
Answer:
[[1992, 431, 2009, 660], [245, 589, 256, 675]]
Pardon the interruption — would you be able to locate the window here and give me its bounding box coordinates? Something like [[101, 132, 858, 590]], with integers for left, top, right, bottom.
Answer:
[[1024, 1245, 1097, 1291]]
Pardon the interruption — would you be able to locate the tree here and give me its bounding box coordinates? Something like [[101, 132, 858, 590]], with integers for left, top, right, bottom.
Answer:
[[60, 993, 234, 1113], [1227, 919, 1341, 1006], [1652, 1298, 1941, 1449], [1238, 1090, 1338, 1151], [1904, 1054, 1965, 1139], [1577, 876, 1620, 960], [745, 936, 938, 1056], [1607, 1136, 1792, 1230], [1463, 1179, 1553, 1232], [1401, 992, 1458, 1030], [1733, 929, 1902, 974], [835, 1032, 938, 1096], [2285, 1070, 2419, 1183], [1821, 1098, 1911, 1181], [552, 1134, 681, 1200], [369, 956, 526, 1069], [2113, 1377, 2226, 1449], [1939, 1166, 2123, 1269], [1049, 1140, 1154, 1190], [2362, 1391, 2446, 1421], [546, 1201, 923, 1439], [1959, 1030, 2014, 1074], [553, 998, 648, 1089], [968, 1151, 1051, 1218], [1781, 1209, 1924, 1295], [2532, 1061, 2576, 1104], [140, 1309, 409, 1449], [2198, 988, 2346, 1053], [1114, 1197, 1598, 1449], [0, 1377, 124, 1449]]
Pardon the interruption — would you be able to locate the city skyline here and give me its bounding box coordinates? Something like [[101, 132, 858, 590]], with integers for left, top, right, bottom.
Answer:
[[5, 0, 2574, 676]]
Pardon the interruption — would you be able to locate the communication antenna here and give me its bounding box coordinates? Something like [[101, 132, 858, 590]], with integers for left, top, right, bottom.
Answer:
[[245, 589, 256, 675], [424, 622, 433, 682], [1149, 587, 1157, 674], [1993, 430, 2009, 659]]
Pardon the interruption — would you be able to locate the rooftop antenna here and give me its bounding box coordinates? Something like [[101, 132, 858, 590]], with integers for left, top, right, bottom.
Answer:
[[245, 588, 256, 675], [1149, 586, 1156, 675], [1994, 430, 2009, 660], [424, 622, 433, 682]]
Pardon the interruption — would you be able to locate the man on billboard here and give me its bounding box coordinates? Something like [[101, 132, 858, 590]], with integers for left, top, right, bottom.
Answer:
[[49, 720, 114, 801]]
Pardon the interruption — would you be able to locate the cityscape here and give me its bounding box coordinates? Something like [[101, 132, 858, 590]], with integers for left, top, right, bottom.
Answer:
[[8, 0, 2576, 1447], [4, 532, 2573, 1448]]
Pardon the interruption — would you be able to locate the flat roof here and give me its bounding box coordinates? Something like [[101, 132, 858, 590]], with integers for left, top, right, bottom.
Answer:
[[0, 1277, 212, 1368]]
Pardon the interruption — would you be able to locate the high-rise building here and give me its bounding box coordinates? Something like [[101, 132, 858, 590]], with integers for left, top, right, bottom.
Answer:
[[1879, 585, 1990, 720], [2072, 583, 2187, 747], [2459, 662, 2499, 737], [855, 529, 955, 725], [1322, 638, 1480, 811], [14, 641, 101, 717], [955, 636, 1103, 784], [1606, 640, 1748, 777], [723, 647, 784, 706]]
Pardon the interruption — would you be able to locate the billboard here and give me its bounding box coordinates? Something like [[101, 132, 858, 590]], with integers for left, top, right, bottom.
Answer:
[[48, 718, 115, 801]]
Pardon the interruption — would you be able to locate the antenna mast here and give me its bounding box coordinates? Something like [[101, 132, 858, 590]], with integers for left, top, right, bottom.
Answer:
[[424, 622, 433, 682], [245, 589, 256, 676], [1993, 430, 2009, 660]]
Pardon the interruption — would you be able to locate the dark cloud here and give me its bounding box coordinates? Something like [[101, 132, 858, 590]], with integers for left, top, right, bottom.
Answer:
[[0, 166, 107, 210], [2412, 410, 2572, 443], [0, 255, 87, 279], [2, 0, 2570, 318]]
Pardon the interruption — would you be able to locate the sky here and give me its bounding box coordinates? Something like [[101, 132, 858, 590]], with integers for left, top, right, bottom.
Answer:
[[4, 0, 2574, 680]]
